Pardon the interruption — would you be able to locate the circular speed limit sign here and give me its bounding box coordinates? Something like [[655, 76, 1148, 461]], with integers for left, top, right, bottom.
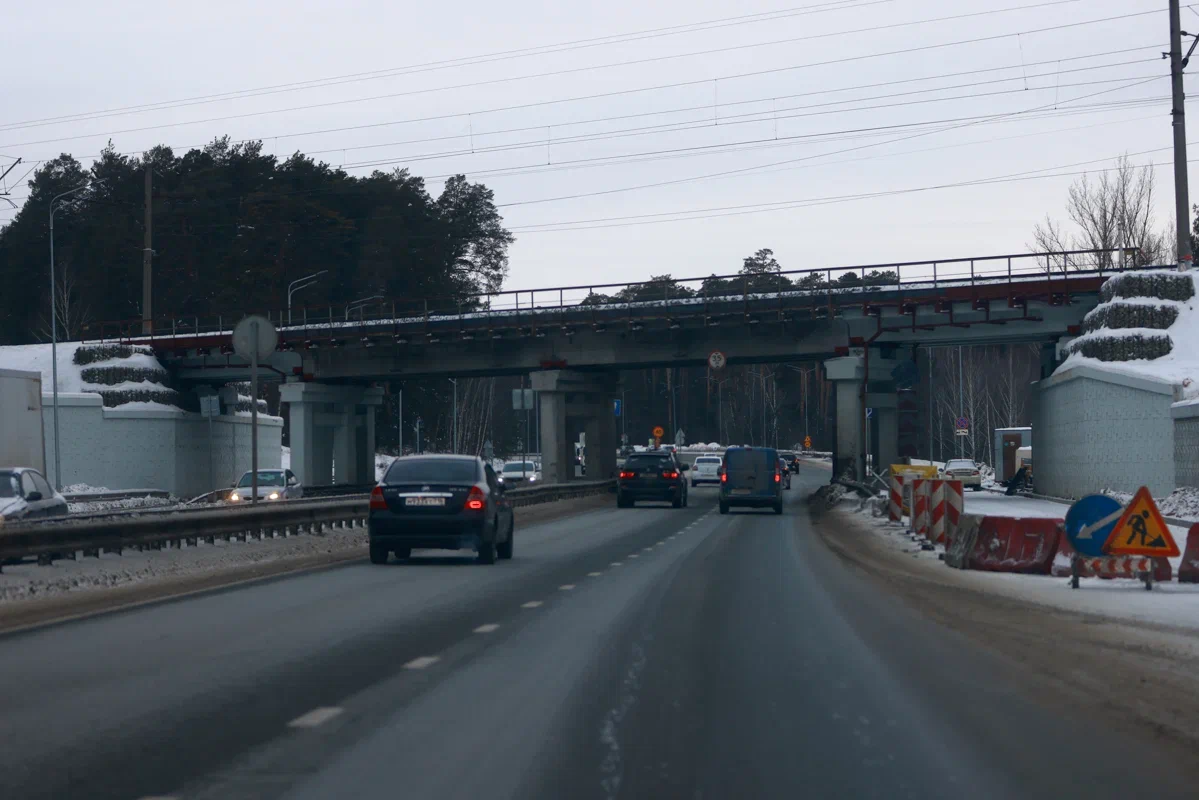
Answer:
[[652, 425, 665, 439], [708, 350, 727, 370]]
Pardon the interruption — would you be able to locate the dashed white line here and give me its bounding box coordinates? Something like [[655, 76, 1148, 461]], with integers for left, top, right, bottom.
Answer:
[[288, 706, 343, 728], [404, 655, 441, 670], [643, 546, 653, 552], [627, 554, 639, 559], [137, 796, 179, 800], [588, 571, 603, 577], [474, 623, 500, 634], [559, 584, 576, 591], [521, 600, 544, 608], [610, 561, 623, 567]]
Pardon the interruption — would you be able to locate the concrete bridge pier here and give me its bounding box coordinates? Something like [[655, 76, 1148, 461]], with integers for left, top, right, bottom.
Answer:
[[824, 352, 899, 481], [279, 382, 384, 486], [530, 370, 619, 484]]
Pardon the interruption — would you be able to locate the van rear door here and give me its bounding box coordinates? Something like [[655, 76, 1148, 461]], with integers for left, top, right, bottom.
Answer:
[[724, 448, 778, 495]]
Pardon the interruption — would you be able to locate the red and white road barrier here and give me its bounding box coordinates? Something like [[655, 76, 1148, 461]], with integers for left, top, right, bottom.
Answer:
[[911, 479, 930, 538], [929, 480, 946, 543], [888, 476, 903, 522], [944, 480, 963, 538], [1076, 556, 1171, 581]]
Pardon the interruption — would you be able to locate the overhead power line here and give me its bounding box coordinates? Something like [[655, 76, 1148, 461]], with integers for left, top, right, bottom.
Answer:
[[0, 0, 884, 133], [496, 75, 1165, 208], [0, 3, 1155, 152], [508, 147, 1188, 233]]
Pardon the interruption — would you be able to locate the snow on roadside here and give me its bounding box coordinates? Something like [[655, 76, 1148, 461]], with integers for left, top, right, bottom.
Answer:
[[0, 526, 365, 604], [67, 495, 176, 514], [1105, 486, 1199, 522], [835, 498, 1199, 633], [0, 341, 164, 394]]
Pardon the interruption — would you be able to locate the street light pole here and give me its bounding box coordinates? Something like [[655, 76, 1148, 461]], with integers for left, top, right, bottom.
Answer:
[[783, 364, 817, 448], [48, 179, 103, 490], [449, 378, 458, 453], [287, 270, 328, 325]]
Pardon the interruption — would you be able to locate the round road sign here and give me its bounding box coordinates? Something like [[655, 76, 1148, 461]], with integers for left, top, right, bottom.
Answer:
[[652, 425, 665, 439], [1065, 494, 1123, 558], [232, 315, 278, 360], [708, 350, 727, 371], [954, 416, 969, 430]]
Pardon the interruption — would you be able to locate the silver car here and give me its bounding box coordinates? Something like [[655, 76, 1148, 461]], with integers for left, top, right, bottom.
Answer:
[[940, 459, 983, 490], [229, 469, 303, 502]]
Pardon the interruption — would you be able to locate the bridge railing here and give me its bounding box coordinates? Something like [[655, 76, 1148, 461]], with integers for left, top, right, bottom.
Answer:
[[83, 248, 1136, 344]]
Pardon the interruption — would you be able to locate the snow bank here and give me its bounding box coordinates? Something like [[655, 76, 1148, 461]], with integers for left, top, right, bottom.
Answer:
[[1058, 270, 1199, 402], [1105, 486, 1199, 522], [0, 341, 163, 394]]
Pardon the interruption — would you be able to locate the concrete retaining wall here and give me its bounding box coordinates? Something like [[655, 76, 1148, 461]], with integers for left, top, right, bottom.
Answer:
[[1031, 365, 1176, 499], [42, 394, 280, 498], [1173, 401, 1199, 490]]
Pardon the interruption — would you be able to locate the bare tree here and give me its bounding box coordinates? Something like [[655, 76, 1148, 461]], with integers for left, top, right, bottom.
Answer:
[[1029, 153, 1167, 269], [36, 265, 92, 342]]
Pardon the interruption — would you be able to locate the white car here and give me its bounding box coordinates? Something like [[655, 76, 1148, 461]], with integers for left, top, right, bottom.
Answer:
[[499, 460, 541, 486], [229, 469, 303, 502], [940, 459, 983, 490], [691, 455, 723, 487]]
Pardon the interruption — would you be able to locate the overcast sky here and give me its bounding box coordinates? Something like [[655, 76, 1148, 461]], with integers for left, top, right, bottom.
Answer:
[[0, 0, 1187, 291]]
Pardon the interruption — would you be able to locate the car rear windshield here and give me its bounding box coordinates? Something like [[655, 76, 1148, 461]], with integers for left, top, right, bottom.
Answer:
[[624, 455, 673, 469], [385, 459, 479, 483], [0, 472, 17, 498], [945, 460, 976, 471], [724, 449, 777, 470], [695, 457, 721, 464]]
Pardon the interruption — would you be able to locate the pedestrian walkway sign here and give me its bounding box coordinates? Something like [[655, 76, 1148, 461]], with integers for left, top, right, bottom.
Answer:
[[1103, 486, 1179, 557]]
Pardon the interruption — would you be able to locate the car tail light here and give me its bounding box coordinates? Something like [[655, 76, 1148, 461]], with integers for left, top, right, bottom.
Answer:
[[720, 470, 727, 483], [370, 485, 387, 510], [465, 485, 485, 510], [774, 470, 781, 483], [619, 470, 635, 479], [662, 471, 679, 479]]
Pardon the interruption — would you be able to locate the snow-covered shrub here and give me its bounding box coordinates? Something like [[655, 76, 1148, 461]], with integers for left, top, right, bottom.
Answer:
[[72, 344, 154, 365], [80, 365, 170, 386], [1081, 302, 1179, 333], [1069, 333, 1172, 361], [97, 388, 185, 408], [1100, 272, 1195, 303]]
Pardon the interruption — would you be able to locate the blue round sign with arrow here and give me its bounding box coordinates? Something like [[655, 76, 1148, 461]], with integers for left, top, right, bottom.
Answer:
[[1065, 494, 1124, 558]]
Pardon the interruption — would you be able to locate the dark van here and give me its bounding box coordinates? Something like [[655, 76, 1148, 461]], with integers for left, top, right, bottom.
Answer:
[[719, 446, 783, 515]]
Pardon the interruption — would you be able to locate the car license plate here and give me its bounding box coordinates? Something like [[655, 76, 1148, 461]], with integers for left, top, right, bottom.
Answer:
[[405, 496, 445, 507], [731, 488, 751, 495]]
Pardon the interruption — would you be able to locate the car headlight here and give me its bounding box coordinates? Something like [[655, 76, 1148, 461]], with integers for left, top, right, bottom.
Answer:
[[230, 492, 241, 502], [268, 491, 280, 500], [528, 475, 537, 482]]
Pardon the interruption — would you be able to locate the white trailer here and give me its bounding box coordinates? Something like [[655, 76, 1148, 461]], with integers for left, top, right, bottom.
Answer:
[[0, 369, 47, 472]]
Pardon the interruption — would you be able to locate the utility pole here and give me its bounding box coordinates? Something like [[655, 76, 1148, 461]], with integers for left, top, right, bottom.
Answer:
[[142, 162, 153, 333], [1171, 0, 1196, 270], [958, 345, 965, 458]]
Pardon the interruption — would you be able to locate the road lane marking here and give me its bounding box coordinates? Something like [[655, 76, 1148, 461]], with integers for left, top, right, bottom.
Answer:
[[404, 656, 441, 670], [288, 707, 343, 728], [643, 546, 653, 551], [137, 796, 179, 800], [610, 561, 623, 567], [588, 571, 603, 576], [474, 623, 500, 633], [559, 584, 576, 591], [627, 554, 639, 559], [521, 600, 544, 608]]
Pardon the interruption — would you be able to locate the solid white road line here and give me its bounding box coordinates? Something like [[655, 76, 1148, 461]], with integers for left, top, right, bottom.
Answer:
[[287, 707, 344, 729], [521, 600, 544, 608], [404, 656, 441, 670], [473, 623, 500, 634], [559, 584, 576, 591]]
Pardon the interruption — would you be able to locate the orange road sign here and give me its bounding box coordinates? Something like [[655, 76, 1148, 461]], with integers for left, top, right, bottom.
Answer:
[[1103, 486, 1179, 557]]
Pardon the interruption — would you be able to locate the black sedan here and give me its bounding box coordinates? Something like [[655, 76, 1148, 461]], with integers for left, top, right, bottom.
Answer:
[[368, 455, 514, 565], [617, 451, 690, 508], [0, 467, 68, 523]]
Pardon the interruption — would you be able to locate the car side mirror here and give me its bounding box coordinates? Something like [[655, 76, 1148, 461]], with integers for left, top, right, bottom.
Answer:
[[26, 491, 42, 502], [287, 477, 298, 486]]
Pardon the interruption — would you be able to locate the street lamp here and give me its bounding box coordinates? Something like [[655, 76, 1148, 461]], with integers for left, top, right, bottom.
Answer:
[[287, 270, 328, 325], [345, 294, 384, 321], [784, 364, 817, 447], [713, 376, 733, 446], [48, 178, 104, 490]]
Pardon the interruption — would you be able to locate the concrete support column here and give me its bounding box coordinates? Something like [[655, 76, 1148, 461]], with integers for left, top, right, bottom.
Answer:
[[824, 356, 864, 479], [876, 407, 899, 475], [280, 382, 382, 487], [537, 390, 571, 485], [584, 404, 618, 481]]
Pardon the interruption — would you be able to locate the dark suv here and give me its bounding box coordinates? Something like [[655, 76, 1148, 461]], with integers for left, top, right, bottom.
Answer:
[[719, 446, 783, 515], [617, 451, 690, 508]]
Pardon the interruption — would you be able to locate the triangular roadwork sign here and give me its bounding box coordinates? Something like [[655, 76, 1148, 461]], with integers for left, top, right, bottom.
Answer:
[[1102, 486, 1180, 557]]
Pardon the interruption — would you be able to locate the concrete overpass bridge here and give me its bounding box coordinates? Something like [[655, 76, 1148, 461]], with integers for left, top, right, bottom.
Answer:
[[90, 249, 1141, 484]]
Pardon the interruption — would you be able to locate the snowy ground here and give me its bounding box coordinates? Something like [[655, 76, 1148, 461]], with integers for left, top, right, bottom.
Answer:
[[0, 525, 366, 604], [67, 495, 176, 515], [1106, 486, 1199, 523], [0, 341, 166, 395], [835, 497, 1199, 632]]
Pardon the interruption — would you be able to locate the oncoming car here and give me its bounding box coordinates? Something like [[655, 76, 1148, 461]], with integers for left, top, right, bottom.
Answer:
[[368, 454, 513, 564], [499, 460, 540, 486], [940, 459, 983, 490], [0, 467, 68, 523], [228, 469, 302, 502]]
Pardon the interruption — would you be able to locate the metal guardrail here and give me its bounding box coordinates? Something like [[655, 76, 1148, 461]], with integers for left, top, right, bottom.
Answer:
[[0, 479, 616, 566]]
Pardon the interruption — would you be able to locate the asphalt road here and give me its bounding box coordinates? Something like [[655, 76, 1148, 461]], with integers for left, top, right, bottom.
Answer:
[[1, 470, 1195, 799]]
